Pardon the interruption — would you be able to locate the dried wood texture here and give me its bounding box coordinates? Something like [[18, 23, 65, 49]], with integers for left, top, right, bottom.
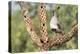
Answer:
[[18, 2, 78, 51]]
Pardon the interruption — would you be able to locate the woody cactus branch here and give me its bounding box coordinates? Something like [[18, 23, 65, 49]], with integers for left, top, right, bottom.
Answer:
[[38, 3, 48, 43], [18, 2, 78, 51], [50, 24, 78, 47], [18, 2, 43, 47]]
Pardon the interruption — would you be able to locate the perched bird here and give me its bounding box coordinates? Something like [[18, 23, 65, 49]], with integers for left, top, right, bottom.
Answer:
[[50, 7, 64, 34]]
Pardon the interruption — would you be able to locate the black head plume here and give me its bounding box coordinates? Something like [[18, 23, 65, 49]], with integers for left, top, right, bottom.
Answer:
[[57, 6, 60, 10], [52, 10, 55, 16]]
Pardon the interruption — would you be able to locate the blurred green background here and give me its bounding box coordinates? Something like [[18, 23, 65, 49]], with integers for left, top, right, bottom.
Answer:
[[11, 2, 78, 52]]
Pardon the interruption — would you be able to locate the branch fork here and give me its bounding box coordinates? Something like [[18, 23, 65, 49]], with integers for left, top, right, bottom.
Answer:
[[18, 2, 78, 51]]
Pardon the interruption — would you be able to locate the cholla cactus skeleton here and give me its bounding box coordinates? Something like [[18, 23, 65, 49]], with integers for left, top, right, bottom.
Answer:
[[18, 2, 78, 51]]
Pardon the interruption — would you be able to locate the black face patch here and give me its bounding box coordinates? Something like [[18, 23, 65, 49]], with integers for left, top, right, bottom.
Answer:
[[51, 29, 57, 32], [51, 28, 62, 33]]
